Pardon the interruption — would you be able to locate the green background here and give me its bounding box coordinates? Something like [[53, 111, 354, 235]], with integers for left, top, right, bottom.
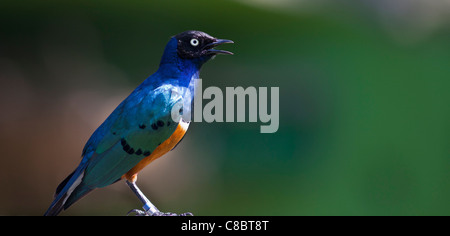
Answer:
[[0, 0, 449, 215]]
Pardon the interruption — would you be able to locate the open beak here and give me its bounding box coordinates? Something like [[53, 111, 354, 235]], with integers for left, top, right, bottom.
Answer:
[[204, 39, 234, 55]]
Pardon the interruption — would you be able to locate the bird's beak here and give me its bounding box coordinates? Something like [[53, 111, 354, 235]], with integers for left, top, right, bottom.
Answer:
[[204, 39, 234, 55]]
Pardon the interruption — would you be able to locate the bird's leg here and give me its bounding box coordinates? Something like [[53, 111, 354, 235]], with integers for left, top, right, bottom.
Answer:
[[126, 180, 159, 216], [125, 180, 193, 216]]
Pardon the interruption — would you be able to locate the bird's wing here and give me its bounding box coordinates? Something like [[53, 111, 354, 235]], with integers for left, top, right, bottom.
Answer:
[[80, 84, 186, 188]]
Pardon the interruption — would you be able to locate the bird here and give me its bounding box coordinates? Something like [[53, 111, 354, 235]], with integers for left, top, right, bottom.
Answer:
[[44, 30, 233, 216]]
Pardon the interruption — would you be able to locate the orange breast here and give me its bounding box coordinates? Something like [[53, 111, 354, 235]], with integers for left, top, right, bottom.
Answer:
[[122, 121, 189, 182]]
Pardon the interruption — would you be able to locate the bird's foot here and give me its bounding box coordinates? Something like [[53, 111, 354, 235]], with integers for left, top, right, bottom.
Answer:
[[152, 211, 193, 216], [127, 209, 193, 216], [127, 208, 151, 216]]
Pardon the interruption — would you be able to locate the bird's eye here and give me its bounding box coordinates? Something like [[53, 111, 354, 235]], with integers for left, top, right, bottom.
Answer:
[[190, 38, 199, 47]]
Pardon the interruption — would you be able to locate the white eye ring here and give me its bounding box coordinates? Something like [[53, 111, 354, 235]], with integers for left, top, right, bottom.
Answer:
[[190, 38, 199, 47]]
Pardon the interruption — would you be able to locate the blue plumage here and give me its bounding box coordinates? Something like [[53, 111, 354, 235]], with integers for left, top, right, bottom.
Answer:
[[44, 31, 232, 216]]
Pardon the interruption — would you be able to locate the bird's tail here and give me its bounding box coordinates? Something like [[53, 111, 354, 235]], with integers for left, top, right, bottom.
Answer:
[[44, 162, 92, 216]]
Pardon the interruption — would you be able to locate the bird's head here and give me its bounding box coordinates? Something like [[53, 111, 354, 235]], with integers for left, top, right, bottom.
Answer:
[[174, 30, 233, 61], [158, 30, 233, 80]]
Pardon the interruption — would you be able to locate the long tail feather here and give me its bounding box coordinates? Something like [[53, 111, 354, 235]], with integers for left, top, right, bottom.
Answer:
[[44, 161, 89, 216]]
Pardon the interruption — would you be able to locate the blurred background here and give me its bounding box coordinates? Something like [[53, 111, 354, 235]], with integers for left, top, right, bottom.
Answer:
[[0, 0, 449, 215]]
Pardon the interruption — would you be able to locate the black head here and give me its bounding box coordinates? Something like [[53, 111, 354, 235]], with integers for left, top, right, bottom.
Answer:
[[174, 30, 233, 59]]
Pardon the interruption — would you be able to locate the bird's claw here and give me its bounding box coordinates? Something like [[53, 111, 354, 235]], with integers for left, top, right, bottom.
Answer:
[[179, 212, 194, 216], [127, 208, 151, 216], [151, 211, 194, 216], [127, 209, 193, 216]]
